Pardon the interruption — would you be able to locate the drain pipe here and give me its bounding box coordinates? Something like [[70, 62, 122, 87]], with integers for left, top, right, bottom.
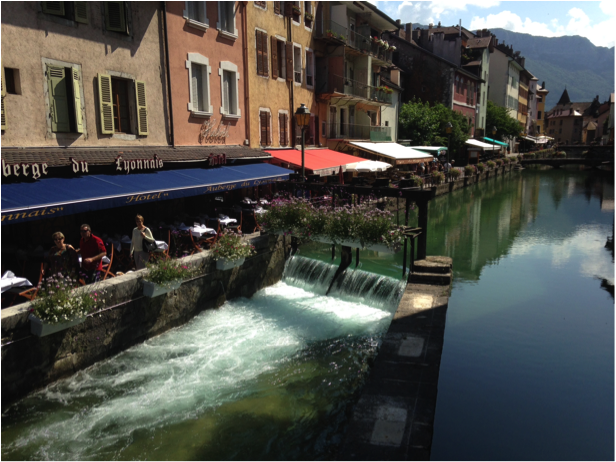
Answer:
[[161, 2, 174, 145], [241, 1, 251, 145]]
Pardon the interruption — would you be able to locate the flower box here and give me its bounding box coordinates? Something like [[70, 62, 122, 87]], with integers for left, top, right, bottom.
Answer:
[[216, 257, 245, 271], [29, 313, 86, 337], [143, 280, 181, 298]]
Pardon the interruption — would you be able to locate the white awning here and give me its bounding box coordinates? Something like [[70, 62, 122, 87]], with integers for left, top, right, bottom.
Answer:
[[349, 142, 433, 165], [465, 139, 500, 151]]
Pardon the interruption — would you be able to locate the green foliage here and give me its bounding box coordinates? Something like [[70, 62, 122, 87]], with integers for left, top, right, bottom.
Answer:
[[555, 151, 567, 158], [31, 274, 106, 324], [495, 159, 504, 167], [144, 259, 197, 286], [398, 98, 470, 154], [431, 171, 445, 184], [410, 175, 424, 187], [211, 230, 256, 262], [449, 168, 461, 179], [476, 162, 485, 172], [464, 165, 475, 176], [486, 101, 523, 141], [486, 161, 496, 169]]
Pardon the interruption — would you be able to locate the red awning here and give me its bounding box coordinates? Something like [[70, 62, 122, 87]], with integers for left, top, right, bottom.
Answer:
[[264, 149, 368, 176]]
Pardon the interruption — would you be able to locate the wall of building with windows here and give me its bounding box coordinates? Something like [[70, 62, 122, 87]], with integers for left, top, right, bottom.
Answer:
[[165, 1, 246, 146], [0, 1, 168, 147]]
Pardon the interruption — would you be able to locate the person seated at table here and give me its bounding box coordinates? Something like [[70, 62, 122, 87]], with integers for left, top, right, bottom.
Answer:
[[47, 232, 79, 279], [76, 224, 107, 284], [130, 214, 155, 270]]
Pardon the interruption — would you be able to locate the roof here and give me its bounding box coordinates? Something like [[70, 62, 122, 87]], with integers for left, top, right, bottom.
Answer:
[[466, 36, 492, 49], [1, 164, 292, 225], [264, 149, 368, 175], [1, 145, 271, 168], [465, 139, 499, 150], [411, 146, 448, 153], [557, 88, 571, 105], [421, 26, 475, 40], [349, 142, 434, 160]]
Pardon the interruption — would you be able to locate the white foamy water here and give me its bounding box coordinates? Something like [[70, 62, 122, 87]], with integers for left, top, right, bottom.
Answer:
[[2, 280, 399, 460]]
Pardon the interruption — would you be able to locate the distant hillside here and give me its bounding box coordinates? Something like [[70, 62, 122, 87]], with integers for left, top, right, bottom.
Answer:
[[490, 29, 614, 109]]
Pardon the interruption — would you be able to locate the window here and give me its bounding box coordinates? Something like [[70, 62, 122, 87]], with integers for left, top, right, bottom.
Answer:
[[41, 1, 89, 23], [217, 1, 237, 38], [304, 2, 313, 29], [537, 111, 542, 120], [273, 1, 281, 15], [184, 1, 208, 30], [339, 108, 346, 136], [3, 68, 21, 95], [293, 45, 302, 84], [305, 49, 314, 87], [219, 61, 240, 118], [279, 112, 288, 145], [46, 64, 84, 134], [270, 37, 287, 80], [97, 73, 148, 135], [104, 1, 128, 33], [186, 53, 212, 116], [259, 110, 270, 146], [290, 1, 301, 23], [256, 30, 269, 77], [254, 1, 266, 8]]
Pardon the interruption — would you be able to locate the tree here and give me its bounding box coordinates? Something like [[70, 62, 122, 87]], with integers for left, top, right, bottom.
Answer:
[[485, 101, 523, 142], [398, 98, 471, 158]]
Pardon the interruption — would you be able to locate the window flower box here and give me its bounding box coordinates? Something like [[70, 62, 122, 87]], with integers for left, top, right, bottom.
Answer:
[[143, 280, 182, 298], [216, 257, 246, 271], [29, 313, 86, 337]]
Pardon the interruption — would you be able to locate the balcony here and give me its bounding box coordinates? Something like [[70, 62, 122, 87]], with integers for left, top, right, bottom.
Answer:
[[324, 122, 391, 141], [319, 74, 392, 105], [316, 19, 393, 65]]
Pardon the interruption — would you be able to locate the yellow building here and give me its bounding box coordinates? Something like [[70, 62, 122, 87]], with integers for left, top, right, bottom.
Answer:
[[246, 1, 324, 148], [517, 70, 530, 130], [536, 82, 549, 135]]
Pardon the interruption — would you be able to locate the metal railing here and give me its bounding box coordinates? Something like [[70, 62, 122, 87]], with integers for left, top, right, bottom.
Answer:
[[324, 74, 392, 104], [317, 19, 393, 64], [323, 122, 391, 140]]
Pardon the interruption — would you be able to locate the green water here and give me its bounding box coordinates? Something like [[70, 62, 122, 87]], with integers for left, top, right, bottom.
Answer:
[[301, 168, 615, 460]]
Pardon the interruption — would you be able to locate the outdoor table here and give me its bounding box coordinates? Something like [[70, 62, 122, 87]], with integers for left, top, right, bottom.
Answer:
[[189, 224, 216, 238], [1, 271, 33, 294], [218, 215, 237, 226]]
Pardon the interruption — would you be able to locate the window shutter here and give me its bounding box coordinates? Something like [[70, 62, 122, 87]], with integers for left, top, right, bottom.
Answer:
[[260, 112, 268, 146], [47, 66, 71, 133], [271, 36, 278, 80], [71, 68, 84, 133], [42, 1, 65, 15], [222, 71, 230, 114], [280, 113, 288, 146], [105, 1, 126, 32], [262, 33, 268, 77], [256, 31, 263, 76], [74, 2, 88, 23], [136, 80, 148, 135], [285, 42, 293, 82], [187, 1, 195, 19], [274, 1, 281, 14], [284, 2, 292, 16], [97, 73, 114, 134], [190, 63, 201, 111], [1, 64, 6, 130]]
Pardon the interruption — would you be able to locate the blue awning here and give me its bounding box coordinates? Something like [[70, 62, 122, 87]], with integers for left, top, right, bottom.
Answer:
[[1, 164, 291, 225], [483, 137, 509, 147]]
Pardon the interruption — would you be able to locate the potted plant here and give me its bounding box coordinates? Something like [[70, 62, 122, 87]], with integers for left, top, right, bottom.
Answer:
[[304, 12, 313, 21], [495, 158, 504, 167], [142, 260, 195, 297], [292, 5, 301, 15], [326, 30, 338, 39], [339, 34, 346, 41], [28, 273, 106, 337], [476, 162, 485, 173], [449, 168, 461, 179], [486, 160, 496, 169], [464, 165, 475, 177], [410, 175, 424, 187], [390, 45, 397, 52], [431, 171, 445, 184], [211, 230, 256, 270]]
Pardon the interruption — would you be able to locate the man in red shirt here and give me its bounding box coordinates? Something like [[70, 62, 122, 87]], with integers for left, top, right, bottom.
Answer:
[[77, 224, 107, 284]]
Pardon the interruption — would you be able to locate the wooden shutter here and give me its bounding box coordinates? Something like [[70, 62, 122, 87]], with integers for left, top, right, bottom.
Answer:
[[256, 31, 263, 76], [71, 68, 84, 133], [285, 42, 293, 82], [97, 73, 114, 134], [105, 1, 126, 32], [284, 1, 292, 16], [260, 111, 268, 146], [279, 113, 287, 146], [274, 1, 281, 14], [74, 2, 88, 23], [1, 64, 6, 130], [136, 80, 148, 135], [42, 1, 65, 15], [271, 36, 278, 80], [47, 66, 70, 133], [262, 33, 268, 77]]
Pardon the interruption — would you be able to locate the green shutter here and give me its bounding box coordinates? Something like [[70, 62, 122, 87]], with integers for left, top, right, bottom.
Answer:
[[74, 2, 88, 23], [47, 66, 70, 133], [105, 1, 126, 32], [97, 73, 114, 134], [72, 68, 84, 133], [135, 80, 148, 135], [42, 1, 65, 16]]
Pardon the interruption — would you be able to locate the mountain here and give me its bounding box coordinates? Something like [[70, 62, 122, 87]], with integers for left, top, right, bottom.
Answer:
[[490, 29, 614, 110]]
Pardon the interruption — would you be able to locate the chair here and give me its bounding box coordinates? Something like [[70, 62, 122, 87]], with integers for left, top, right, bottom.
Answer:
[[242, 210, 261, 234], [151, 230, 171, 261], [225, 210, 242, 234], [17, 263, 45, 301], [101, 244, 115, 280]]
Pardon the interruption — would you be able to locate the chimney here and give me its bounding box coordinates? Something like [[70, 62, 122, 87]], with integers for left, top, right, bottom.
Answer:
[[542, 81, 545, 89], [438, 21, 441, 27], [405, 23, 412, 42], [477, 29, 481, 37], [429, 23, 433, 29]]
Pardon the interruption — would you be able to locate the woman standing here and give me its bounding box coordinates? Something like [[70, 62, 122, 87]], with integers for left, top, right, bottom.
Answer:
[[48, 232, 80, 278], [130, 215, 155, 270]]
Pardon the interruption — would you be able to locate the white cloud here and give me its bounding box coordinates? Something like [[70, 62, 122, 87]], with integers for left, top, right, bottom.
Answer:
[[599, 0, 616, 17], [469, 11, 562, 37], [393, 0, 500, 26]]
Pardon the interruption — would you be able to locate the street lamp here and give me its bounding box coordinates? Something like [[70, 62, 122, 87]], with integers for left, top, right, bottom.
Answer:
[[491, 126, 497, 158], [445, 122, 452, 164], [294, 103, 311, 182]]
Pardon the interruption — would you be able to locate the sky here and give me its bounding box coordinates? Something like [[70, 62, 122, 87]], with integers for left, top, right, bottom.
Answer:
[[370, 1, 616, 48]]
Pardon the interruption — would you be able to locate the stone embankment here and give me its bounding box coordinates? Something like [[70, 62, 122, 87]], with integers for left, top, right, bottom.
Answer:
[[1, 234, 289, 405]]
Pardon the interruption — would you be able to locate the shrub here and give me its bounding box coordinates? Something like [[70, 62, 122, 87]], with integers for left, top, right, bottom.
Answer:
[[510, 155, 518, 163], [31, 274, 106, 324], [449, 168, 461, 179], [259, 197, 312, 236], [431, 171, 445, 184], [486, 161, 496, 169], [524, 152, 536, 159], [464, 165, 475, 176], [495, 159, 504, 167], [503, 157, 511, 164], [555, 151, 566, 158], [410, 175, 424, 187], [477, 162, 486, 172], [211, 230, 256, 262]]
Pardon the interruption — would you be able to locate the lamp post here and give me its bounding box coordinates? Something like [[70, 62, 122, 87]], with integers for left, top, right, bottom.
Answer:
[[294, 103, 311, 182], [491, 125, 497, 158], [445, 122, 452, 164]]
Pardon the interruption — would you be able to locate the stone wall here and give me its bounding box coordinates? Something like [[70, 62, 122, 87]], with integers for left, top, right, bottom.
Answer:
[[1, 234, 290, 405]]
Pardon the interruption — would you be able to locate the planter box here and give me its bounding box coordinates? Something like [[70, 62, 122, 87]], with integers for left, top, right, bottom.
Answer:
[[29, 314, 86, 337], [143, 280, 181, 298], [216, 257, 245, 271]]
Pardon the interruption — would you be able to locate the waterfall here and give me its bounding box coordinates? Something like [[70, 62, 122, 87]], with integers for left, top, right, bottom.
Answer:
[[283, 256, 406, 309]]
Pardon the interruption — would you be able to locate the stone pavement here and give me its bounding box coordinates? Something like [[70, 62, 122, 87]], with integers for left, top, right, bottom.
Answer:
[[337, 256, 453, 461]]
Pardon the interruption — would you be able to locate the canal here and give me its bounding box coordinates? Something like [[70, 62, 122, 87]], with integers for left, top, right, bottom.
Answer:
[[1, 168, 613, 460]]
